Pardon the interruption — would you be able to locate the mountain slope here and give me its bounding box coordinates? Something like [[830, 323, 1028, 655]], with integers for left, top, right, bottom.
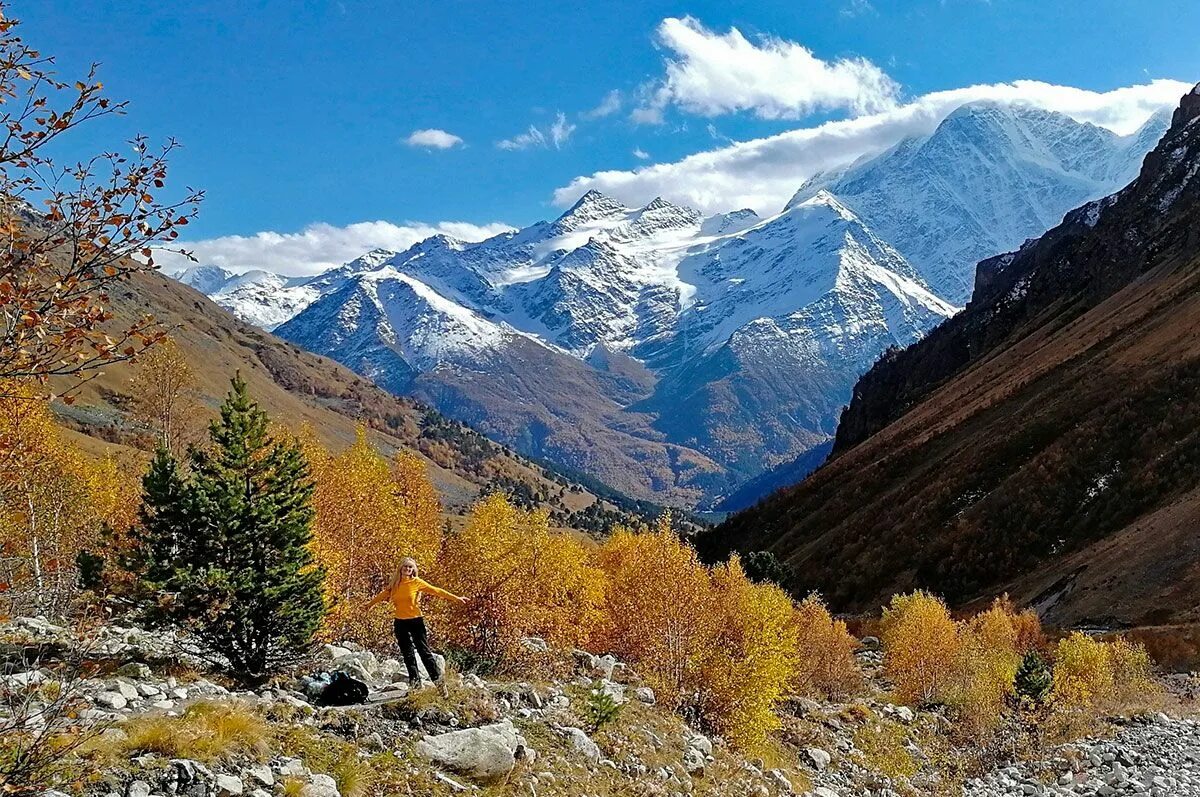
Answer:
[[55, 266, 652, 528], [791, 103, 1171, 303], [270, 190, 952, 506], [699, 85, 1200, 628]]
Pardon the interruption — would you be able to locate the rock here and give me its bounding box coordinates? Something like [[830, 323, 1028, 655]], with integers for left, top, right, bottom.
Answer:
[[118, 662, 153, 679], [572, 648, 599, 671], [244, 764, 274, 787], [520, 636, 549, 653], [299, 774, 339, 797], [274, 758, 308, 778], [320, 644, 350, 660], [213, 775, 243, 796], [894, 706, 915, 723], [127, 781, 151, 797], [415, 719, 523, 784], [860, 636, 881, 650], [114, 679, 140, 701], [137, 683, 161, 698], [99, 727, 129, 744], [94, 691, 127, 710], [682, 747, 705, 776], [767, 769, 792, 793], [594, 654, 618, 680], [811, 788, 840, 797], [635, 686, 656, 705], [562, 726, 602, 763], [686, 734, 713, 757], [803, 747, 831, 771]]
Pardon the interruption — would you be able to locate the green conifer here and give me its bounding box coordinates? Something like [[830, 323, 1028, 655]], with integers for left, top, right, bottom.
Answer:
[[137, 374, 325, 686]]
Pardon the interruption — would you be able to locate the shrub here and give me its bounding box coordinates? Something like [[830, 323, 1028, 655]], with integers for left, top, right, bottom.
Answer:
[[792, 594, 862, 700], [702, 557, 802, 751], [1051, 632, 1113, 710], [1014, 650, 1053, 704], [582, 682, 624, 733], [1107, 636, 1159, 705], [948, 600, 1022, 734], [431, 493, 605, 665], [880, 591, 960, 705], [117, 701, 270, 762], [853, 721, 917, 779]]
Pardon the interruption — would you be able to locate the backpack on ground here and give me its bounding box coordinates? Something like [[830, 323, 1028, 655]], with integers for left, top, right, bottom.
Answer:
[[316, 671, 369, 706]]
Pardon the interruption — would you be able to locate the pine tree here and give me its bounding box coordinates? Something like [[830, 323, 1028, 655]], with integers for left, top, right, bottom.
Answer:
[[136, 374, 325, 686]]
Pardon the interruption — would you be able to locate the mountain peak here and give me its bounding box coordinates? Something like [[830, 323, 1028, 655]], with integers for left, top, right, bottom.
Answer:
[[1172, 83, 1200, 129], [557, 190, 628, 229]]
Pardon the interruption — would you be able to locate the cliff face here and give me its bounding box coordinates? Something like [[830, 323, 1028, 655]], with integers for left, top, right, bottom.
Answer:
[[700, 85, 1200, 627]]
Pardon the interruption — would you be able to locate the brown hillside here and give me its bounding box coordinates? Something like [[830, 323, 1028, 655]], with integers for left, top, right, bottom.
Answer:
[[53, 265, 641, 529], [700, 85, 1200, 629]]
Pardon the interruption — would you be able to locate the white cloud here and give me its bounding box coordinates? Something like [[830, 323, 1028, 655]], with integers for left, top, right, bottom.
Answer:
[[497, 112, 575, 150], [403, 128, 464, 149], [633, 16, 899, 122], [584, 90, 623, 119], [840, 0, 877, 17], [558, 79, 1191, 215], [632, 147, 650, 160], [155, 220, 515, 277]]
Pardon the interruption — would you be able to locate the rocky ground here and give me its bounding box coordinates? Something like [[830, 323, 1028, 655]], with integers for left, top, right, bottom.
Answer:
[[964, 714, 1200, 796], [2, 616, 1197, 797]]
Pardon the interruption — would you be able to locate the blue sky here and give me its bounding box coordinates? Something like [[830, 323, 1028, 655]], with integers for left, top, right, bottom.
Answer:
[[22, 0, 1200, 274]]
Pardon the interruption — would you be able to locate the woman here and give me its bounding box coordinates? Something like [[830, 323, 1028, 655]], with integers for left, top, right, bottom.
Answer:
[[366, 557, 467, 696]]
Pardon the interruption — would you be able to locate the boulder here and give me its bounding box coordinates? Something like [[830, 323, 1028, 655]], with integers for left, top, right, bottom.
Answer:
[[562, 727, 601, 763], [118, 662, 153, 679], [94, 691, 127, 710], [520, 637, 549, 653], [802, 747, 831, 771], [298, 774, 339, 797], [683, 747, 706, 776], [244, 764, 274, 787], [127, 781, 151, 797], [686, 734, 713, 757], [415, 719, 524, 784], [213, 775, 243, 796]]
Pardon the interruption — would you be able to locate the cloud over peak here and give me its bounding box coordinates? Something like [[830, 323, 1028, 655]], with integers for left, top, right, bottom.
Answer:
[[404, 128, 464, 149], [560, 78, 1191, 216], [633, 16, 899, 123], [156, 220, 514, 277]]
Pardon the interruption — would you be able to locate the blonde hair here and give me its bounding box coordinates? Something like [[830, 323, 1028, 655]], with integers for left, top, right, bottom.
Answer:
[[388, 557, 419, 590]]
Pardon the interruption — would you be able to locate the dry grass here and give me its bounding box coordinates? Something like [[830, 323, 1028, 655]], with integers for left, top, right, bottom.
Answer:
[[101, 700, 270, 763]]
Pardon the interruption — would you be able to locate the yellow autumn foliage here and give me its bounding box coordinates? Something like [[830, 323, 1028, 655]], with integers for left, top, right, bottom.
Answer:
[[430, 493, 605, 664], [881, 591, 960, 705], [305, 427, 443, 646], [792, 594, 863, 700], [1051, 632, 1157, 713], [702, 557, 802, 751], [0, 381, 133, 617], [595, 517, 719, 710], [948, 599, 1023, 734]]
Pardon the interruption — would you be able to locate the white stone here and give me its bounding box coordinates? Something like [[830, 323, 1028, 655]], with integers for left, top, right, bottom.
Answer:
[[415, 719, 523, 784], [803, 747, 832, 771], [94, 691, 127, 710], [127, 781, 151, 797], [299, 774, 339, 797], [562, 727, 601, 763], [213, 775, 243, 796], [635, 686, 656, 705]]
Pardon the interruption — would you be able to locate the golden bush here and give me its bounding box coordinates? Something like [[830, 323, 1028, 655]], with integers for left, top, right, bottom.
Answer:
[[0, 382, 132, 616], [701, 557, 802, 751], [792, 594, 862, 700], [594, 516, 719, 710], [1107, 636, 1157, 704], [431, 493, 605, 664], [949, 600, 1022, 734], [880, 591, 960, 705], [1051, 632, 1113, 710]]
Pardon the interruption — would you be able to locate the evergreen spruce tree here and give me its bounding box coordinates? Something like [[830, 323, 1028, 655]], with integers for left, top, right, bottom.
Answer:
[[137, 374, 325, 686]]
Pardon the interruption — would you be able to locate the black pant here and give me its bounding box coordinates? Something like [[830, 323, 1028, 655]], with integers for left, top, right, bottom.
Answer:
[[393, 617, 440, 683]]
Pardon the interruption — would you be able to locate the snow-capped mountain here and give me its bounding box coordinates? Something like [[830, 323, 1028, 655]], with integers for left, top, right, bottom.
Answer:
[[790, 102, 1172, 303], [173, 249, 394, 330], [178, 103, 1167, 507]]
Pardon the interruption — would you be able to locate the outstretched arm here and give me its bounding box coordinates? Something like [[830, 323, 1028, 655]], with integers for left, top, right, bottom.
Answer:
[[419, 579, 468, 605], [365, 587, 389, 609]]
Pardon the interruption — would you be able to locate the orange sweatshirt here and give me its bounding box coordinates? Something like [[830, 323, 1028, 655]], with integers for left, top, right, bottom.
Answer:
[[372, 577, 465, 620]]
